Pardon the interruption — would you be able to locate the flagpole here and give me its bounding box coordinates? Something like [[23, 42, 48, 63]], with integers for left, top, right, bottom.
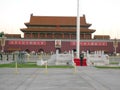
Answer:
[[76, 0, 80, 58]]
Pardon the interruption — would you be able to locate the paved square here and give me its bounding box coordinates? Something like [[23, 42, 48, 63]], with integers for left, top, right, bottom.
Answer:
[[0, 67, 120, 90]]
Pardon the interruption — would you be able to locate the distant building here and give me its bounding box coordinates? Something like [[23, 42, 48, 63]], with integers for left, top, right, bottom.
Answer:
[[94, 35, 110, 40], [4, 34, 21, 38]]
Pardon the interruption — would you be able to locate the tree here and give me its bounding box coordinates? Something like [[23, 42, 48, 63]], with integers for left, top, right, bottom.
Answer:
[[0, 32, 4, 37]]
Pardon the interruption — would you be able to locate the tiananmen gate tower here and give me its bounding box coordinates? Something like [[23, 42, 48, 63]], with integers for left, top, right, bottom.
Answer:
[[1, 14, 119, 54]]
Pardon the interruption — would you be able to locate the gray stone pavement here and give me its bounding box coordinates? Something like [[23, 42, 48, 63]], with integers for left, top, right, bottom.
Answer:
[[0, 67, 120, 90]]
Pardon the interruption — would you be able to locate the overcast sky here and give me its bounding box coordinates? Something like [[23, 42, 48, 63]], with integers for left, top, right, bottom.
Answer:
[[0, 0, 120, 39]]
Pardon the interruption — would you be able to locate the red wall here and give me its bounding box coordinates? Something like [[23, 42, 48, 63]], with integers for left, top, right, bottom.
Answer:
[[2, 39, 118, 54]]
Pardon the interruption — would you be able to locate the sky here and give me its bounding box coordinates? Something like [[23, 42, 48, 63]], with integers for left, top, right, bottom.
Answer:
[[0, 0, 120, 39]]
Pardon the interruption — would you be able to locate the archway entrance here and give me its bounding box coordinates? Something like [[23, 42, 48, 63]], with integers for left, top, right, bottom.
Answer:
[[25, 49, 30, 53], [56, 48, 61, 53], [38, 48, 44, 53]]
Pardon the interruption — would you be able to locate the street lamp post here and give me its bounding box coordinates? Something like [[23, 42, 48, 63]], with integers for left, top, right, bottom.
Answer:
[[1, 36, 6, 52], [113, 38, 118, 55], [0, 32, 6, 52]]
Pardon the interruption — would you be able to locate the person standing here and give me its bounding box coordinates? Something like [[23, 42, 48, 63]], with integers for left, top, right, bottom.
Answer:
[[80, 53, 84, 66]]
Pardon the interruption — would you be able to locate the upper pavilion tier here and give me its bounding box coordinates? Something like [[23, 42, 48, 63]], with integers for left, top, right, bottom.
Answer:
[[20, 14, 96, 39]]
